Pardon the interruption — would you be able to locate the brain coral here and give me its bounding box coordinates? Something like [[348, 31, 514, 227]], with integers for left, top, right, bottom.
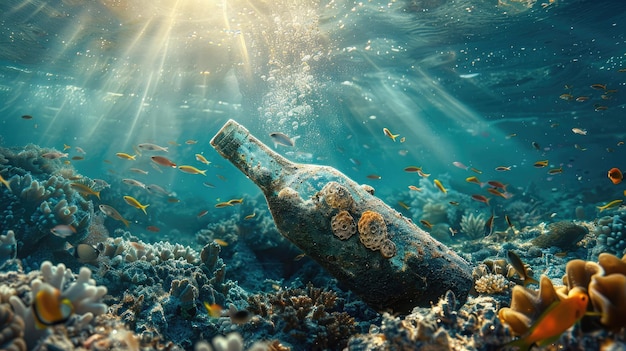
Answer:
[[321, 181, 354, 211], [331, 210, 356, 240], [357, 210, 388, 251], [531, 221, 588, 250]]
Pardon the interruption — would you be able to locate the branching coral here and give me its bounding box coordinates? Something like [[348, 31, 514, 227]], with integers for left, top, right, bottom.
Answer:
[[0, 172, 93, 256], [246, 283, 357, 351], [474, 274, 509, 295]]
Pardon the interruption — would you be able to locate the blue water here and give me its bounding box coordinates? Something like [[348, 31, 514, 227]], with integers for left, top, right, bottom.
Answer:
[[0, 0, 625, 235]]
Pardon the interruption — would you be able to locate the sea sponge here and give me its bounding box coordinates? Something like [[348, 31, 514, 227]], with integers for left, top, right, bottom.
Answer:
[[531, 221, 588, 250], [357, 210, 388, 251], [0, 303, 26, 351], [331, 210, 356, 240], [321, 181, 354, 211]]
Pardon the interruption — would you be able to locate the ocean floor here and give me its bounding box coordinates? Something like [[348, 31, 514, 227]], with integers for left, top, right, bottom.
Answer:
[[2, 142, 626, 351]]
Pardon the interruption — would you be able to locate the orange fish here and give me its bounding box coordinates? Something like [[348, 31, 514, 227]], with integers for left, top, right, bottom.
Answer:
[[151, 156, 177, 168], [471, 194, 490, 205], [502, 287, 588, 351], [487, 180, 507, 190], [608, 167, 623, 185]]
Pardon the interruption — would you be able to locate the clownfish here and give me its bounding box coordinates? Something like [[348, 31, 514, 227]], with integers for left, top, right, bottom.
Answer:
[[608, 167, 623, 185], [32, 285, 74, 329]]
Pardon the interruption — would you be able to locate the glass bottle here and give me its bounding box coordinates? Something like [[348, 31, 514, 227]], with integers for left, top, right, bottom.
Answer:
[[211, 119, 472, 313]]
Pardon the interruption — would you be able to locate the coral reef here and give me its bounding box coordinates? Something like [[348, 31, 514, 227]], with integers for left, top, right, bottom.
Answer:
[[4, 261, 107, 350], [594, 215, 626, 256], [0, 303, 26, 351], [97, 235, 248, 349], [0, 230, 17, 270], [531, 221, 588, 250], [347, 291, 508, 350], [195, 332, 269, 351], [0, 166, 93, 257], [246, 283, 359, 350]]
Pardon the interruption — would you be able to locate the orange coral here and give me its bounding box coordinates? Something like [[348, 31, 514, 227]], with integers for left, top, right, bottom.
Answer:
[[357, 210, 387, 251]]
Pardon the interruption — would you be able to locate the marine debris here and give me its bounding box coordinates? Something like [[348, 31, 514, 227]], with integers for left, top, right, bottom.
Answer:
[[211, 119, 473, 313]]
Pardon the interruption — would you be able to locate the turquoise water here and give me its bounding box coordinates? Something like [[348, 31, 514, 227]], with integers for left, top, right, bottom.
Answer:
[[2, 0, 625, 205], [1, 0, 626, 349]]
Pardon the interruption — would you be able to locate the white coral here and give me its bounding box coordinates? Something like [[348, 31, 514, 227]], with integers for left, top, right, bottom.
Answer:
[[9, 261, 108, 350], [460, 213, 486, 240]]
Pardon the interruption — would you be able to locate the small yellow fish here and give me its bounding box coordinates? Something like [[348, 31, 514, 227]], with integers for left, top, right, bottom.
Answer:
[[397, 201, 410, 210], [195, 154, 211, 165], [0, 174, 12, 192], [420, 219, 433, 229], [495, 166, 511, 172], [215, 202, 233, 208], [227, 198, 244, 205], [470, 167, 482, 174], [417, 170, 430, 178], [123, 196, 150, 215], [178, 165, 207, 175], [533, 160, 549, 168], [186, 139, 198, 145], [383, 127, 399, 142], [244, 213, 256, 220], [433, 179, 447, 194], [203, 302, 222, 318], [598, 199, 623, 212], [63, 144, 71, 151], [70, 183, 101, 200], [547, 167, 563, 175], [213, 239, 228, 247], [116, 152, 136, 160]]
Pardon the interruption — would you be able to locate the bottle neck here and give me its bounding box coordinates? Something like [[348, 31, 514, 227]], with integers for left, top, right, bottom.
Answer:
[[211, 119, 296, 193]]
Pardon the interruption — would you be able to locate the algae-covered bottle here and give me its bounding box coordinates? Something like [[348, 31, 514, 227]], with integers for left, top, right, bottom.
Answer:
[[211, 119, 472, 313]]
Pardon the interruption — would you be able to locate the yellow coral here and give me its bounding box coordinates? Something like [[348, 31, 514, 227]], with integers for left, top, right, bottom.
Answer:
[[357, 210, 387, 251], [474, 273, 509, 295], [331, 210, 356, 240]]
